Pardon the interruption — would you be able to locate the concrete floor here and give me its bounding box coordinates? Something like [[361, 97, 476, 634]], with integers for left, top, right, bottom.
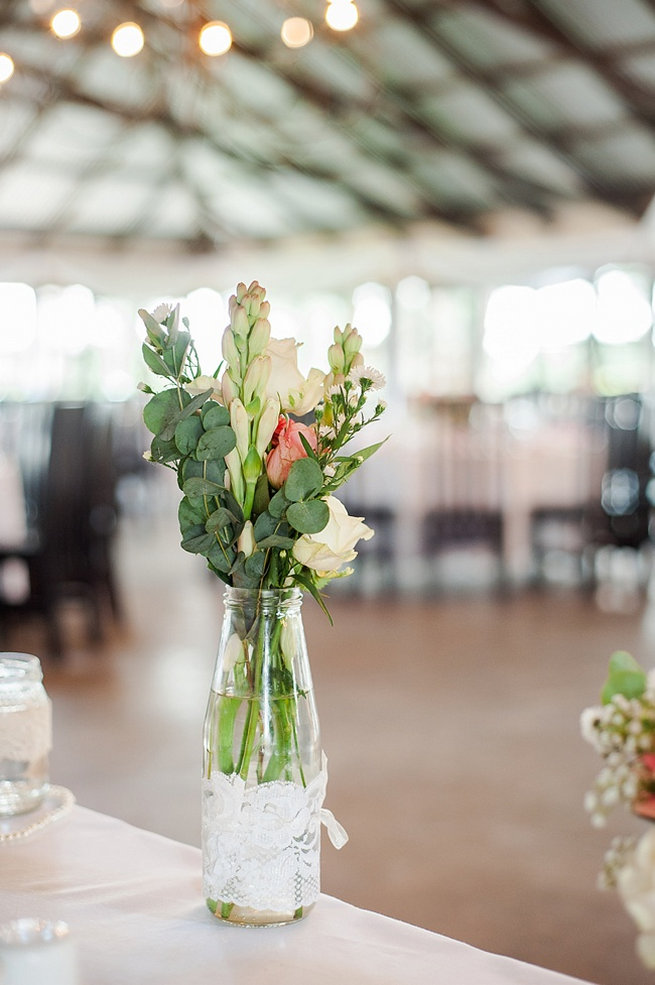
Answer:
[[5, 512, 655, 985]]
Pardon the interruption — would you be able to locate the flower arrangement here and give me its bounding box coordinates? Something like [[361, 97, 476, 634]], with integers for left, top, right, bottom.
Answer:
[[581, 650, 655, 968], [137, 279, 386, 613], [138, 280, 387, 924]]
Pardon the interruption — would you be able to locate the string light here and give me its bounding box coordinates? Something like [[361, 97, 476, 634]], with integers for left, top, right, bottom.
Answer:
[[325, 0, 359, 32], [0, 53, 15, 83], [50, 8, 81, 39], [1, 7, 358, 78], [198, 21, 232, 56], [281, 17, 313, 48], [111, 22, 145, 57]]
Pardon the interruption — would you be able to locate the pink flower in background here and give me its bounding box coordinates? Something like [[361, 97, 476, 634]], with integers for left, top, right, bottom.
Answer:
[[266, 416, 317, 489]]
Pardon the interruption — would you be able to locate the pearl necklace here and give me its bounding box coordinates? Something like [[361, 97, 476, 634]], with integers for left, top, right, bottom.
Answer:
[[0, 787, 75, 844]]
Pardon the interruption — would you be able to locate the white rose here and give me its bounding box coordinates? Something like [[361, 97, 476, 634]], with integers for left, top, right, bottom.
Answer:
[[617, 828, 655, 968], [265, 338, 325, 415], [184, 375, 221, 400], [292, 496, 373, 575]]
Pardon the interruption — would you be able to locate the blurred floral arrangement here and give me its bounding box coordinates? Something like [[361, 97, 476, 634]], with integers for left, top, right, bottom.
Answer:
[[137, 279, 387, 614], [581, 651, 655, 969]]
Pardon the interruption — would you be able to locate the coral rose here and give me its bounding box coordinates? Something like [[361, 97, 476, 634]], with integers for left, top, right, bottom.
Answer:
[[266, 416, 317, 489]]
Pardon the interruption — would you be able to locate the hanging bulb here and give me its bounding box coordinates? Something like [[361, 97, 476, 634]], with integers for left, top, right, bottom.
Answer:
[[111, 22, 145, 57], [50, 8, 81, 39], [199, 21, 232, 56], [281, 17, 313, 48], [325, 1, 359, 32], [0, 53, 15, 83]]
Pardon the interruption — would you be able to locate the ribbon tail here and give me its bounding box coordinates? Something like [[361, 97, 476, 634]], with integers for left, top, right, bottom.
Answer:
[[321, 807, 349, 849]]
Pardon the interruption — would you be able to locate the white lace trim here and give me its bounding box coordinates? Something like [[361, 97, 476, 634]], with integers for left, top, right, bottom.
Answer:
[[0, 698, 51, 762], [202, 757, 347, 913]]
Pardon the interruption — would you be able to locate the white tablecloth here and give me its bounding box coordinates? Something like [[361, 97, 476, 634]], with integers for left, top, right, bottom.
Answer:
[[1, 806, 594, 985]]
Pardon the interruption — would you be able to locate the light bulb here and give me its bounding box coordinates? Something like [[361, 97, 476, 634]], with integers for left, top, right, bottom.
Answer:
[[281, 17, 313, 48], [111, 22, 145, 57], [199, 21, 232, 56], [51, 8, 81, 39], [325, 1, 359, 32], [0, 53, 14, 83]]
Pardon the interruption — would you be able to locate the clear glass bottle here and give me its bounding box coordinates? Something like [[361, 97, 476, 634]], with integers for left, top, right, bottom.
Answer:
[[0, 653, 51, 816], [202, 587, 323, 927]]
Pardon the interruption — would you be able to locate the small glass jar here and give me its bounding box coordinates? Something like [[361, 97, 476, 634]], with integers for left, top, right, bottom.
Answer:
[[0, 919, 79, 985], [0, 653, 52, 816]]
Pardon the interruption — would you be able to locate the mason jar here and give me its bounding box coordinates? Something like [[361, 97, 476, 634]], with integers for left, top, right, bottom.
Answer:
[[0, 653, 52, 816]]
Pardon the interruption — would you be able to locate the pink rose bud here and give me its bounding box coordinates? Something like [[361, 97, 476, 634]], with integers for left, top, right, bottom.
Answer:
[[266, 416, 317, 489]]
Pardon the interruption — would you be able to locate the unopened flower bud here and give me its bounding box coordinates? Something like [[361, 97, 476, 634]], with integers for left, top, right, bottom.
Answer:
[[243, 354, 271, 407], [230, 398, 250, 461], [328, 343, 345, 375], [256, 397, 281, 457], [248, 317, 271, 358], [231, 305, 250, 339], [222, 329, 241, 377], [237, 519, 256, 558], [221, 372, 240, 406]]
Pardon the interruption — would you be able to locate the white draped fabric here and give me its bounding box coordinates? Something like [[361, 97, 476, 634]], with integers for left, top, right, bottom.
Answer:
[[0, 806, 594, 985]]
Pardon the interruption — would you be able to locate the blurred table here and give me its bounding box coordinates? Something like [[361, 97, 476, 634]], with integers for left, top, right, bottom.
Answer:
[[0, 805, 595, 985]]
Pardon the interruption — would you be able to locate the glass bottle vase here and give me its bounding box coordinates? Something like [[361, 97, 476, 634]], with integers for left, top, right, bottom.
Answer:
[[201, 587, 324, 927]]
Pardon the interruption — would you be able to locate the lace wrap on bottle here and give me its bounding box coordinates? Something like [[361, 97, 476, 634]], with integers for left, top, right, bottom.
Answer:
[[202, 757, 346, 913]]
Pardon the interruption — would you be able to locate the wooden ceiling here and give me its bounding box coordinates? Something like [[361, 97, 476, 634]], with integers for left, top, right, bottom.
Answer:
[[1, 0, 655, 268]]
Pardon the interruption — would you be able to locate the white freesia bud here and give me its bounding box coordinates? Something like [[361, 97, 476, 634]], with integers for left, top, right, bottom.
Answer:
[[230, 398, 250, 461], [231, 305, 250, 339], [225, 447, 245, 506], [221, 372, 240, 407], [222, 330, 241, 378], [328, 343, 345, 375], [237, 520, 256, 558], [243, 354, 271, 407], [248, 317, 271, 358], [255, 397, 281, 457]]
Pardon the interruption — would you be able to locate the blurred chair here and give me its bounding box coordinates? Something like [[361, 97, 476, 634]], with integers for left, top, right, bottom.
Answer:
[[583, 394, 654, 582], [418, 399, 507, 593], [0, 402, 121, 656]]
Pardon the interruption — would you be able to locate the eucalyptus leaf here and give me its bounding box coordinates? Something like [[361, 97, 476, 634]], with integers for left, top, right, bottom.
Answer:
[[138, 308, 165, 342], [181, 529, 215, 554], [268, 489, 289, 518], [207, 542, 233, 574], [175, 416, 203, 456], [178, 496, 206, 530], [256, 534, 295, 550], [143, 388, 187, 439], [244, 551, 266, 581], [163, 330, 190, 379], [253, 511, 278, 542], [202, 402, 230, 429], [181, 457, 226, 486], [284, 457, 323, 502], [142, 342, 171, 378], [150, 434, 179, 463], [287, 498, 329, 534], [197, 426, 237, 462], [206, 507, 239, 532], [182, 477, 225, 498]]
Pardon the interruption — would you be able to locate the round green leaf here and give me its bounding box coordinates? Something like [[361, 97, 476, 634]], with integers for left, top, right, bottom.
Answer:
[[175, 416, 203, 455], [202, 402, 230, 429], [143, 388, 188, 439], [287, 498, 329, 534], [196, 426, 237, 462], [284, 458, 323, 502]]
